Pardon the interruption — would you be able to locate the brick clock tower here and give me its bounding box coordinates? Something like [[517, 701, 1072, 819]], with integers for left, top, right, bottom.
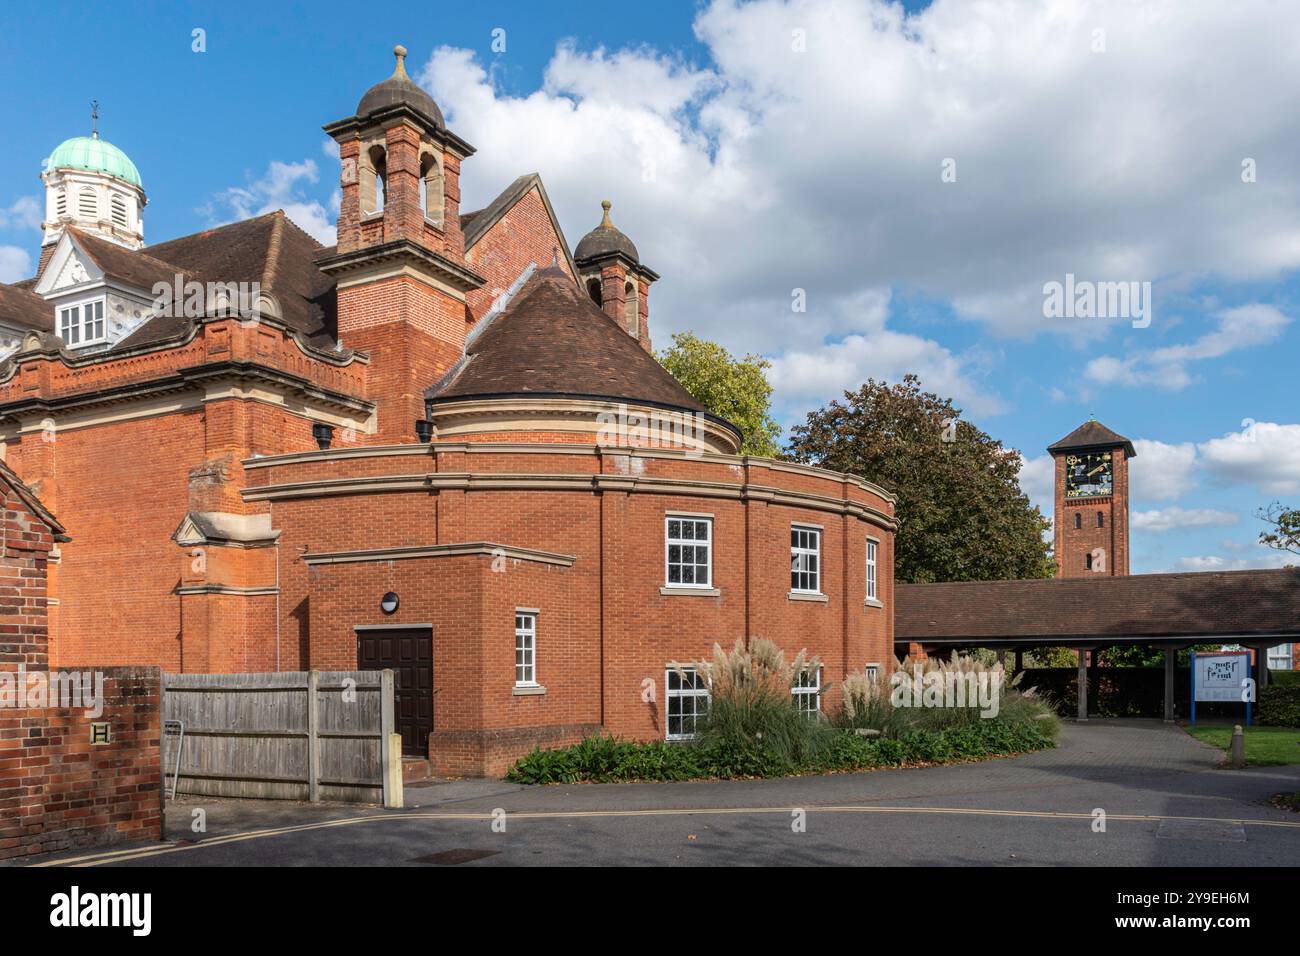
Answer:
[[1048, 419, 1135, 578]]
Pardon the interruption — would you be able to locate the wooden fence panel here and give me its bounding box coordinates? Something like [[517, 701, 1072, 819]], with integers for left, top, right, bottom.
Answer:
[[162, 670, 398, 805]]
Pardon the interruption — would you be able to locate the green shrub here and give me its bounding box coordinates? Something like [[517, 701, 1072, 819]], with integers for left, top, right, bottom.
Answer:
[[1270, 669, 1300, 688], [1260, 683, 1300, 727], [506, 650, 1061, 784], [506, 717, 1058, 783]]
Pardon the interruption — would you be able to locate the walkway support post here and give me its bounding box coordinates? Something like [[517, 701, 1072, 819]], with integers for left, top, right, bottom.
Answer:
[[1163, 649, 1176, 723], [1077, 648, 1089, 722]]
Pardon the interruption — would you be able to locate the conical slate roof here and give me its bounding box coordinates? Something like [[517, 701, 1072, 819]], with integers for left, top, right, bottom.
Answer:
[[426, 267, 728, 431], [1047, 419, 1136, 457]]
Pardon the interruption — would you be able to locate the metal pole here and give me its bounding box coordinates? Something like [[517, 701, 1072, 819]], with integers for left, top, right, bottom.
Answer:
[[1163, 649, 1176, 723], [1077, 649, 1089, 722], [1190, 651, 1197, 727]]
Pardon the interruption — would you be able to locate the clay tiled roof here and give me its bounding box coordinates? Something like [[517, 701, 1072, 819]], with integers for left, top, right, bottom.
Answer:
[[114, 211, 336, 350], [1048, 419, 1136, 457], [426, 266, 720, 423], [0, 281, 52, 332], [71, 228, 199, 299], [895, 568, 1300, 645]]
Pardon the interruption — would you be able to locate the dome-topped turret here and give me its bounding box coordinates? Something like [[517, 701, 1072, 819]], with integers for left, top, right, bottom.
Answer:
[[574, 200, 639, 264], [356, 44, 444, 129], [46, 134, 142, 188]]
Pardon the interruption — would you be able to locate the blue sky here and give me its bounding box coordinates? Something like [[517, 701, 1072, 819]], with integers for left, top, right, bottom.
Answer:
[[2, 0, 1297, 574]]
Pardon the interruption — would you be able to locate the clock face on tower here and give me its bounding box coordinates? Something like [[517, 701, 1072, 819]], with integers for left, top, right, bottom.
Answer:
[[1064, 452, 1113, 498]]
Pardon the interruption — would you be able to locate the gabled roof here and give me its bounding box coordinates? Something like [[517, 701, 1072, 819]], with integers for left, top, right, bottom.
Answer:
[[0, 459, 66, 538], [116, 211, 337, 350], [895, 568, 1300, 645], [1047, 419, 1136, 457], [426, 266, 719, 424], [461, 173, 577, 275], [70, 228, 196, 295], [0, 282, 53, 332]]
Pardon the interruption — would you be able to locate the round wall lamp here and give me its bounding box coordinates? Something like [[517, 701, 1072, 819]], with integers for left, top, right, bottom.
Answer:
[[380, 592, 400, 615]]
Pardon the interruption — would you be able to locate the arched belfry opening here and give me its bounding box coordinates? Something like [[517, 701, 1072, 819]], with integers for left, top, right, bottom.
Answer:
[[362, 144, 387, 214], [419, 149, 444, 225], [586, 278, 603, 306], [624, 280, 639, 336]]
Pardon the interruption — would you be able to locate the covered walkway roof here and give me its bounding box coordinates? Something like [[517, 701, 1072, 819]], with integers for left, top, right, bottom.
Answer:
[[896, 568, 1300, 649]]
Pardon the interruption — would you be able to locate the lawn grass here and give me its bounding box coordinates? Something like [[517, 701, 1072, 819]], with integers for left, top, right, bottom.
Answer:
[[1185, 725, 1300, 766]]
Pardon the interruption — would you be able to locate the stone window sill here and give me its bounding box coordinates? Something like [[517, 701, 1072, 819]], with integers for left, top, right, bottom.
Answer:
[[788, 591, 829, 603], [512, 684, 546, 697], [864, 598, 883, 609], [660, 587, 721, 597]]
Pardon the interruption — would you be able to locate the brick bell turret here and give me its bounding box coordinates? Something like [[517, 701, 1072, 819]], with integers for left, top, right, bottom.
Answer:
[[573, 200, 658, 353], [318, 44, 486, 442]]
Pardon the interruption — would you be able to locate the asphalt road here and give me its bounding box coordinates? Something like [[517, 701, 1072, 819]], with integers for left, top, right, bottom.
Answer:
[[31, 720, 1300, 867]]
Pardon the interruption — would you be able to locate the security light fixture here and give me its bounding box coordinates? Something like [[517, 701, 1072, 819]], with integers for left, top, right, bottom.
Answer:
[[380, 592, 399, 615]]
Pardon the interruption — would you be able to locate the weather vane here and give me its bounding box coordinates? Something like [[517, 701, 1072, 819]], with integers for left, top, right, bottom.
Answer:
[[91, 99, 99, 139]]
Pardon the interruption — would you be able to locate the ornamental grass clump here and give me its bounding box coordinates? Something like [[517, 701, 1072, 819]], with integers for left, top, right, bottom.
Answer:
[[672, 637, 834, 773]]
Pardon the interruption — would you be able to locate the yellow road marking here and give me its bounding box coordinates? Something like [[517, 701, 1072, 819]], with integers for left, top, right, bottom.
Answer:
[[35, 803, 1300, 866]]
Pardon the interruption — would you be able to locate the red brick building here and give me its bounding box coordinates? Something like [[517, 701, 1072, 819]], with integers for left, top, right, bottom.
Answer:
[[0, 47, 895, 774]]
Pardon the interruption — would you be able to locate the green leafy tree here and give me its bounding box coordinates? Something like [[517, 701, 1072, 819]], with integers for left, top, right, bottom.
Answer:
[[1258, 501, 1300, 560], [657, 332, 783, 457], [787, 374, 1054, 583]]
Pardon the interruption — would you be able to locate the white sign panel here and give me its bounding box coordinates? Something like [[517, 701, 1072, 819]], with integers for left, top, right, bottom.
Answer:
[[1194, 653, 1250, 703]]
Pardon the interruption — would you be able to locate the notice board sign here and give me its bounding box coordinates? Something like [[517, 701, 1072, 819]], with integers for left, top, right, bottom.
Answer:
[[1193, 652, 1251, 702], [1190, 650, 1253, 726]]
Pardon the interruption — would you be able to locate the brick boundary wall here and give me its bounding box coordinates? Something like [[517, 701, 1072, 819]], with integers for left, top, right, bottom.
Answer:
[[0, 667, 162, 861], [0, 463, 163, 862]]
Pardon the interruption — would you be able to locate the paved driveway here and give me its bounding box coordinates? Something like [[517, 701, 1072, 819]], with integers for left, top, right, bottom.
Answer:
[[30, 720, 1300, 867]]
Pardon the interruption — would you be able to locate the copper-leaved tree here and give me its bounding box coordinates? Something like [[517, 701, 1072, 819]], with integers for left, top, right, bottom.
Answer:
[[787, 374, 1054, 584]]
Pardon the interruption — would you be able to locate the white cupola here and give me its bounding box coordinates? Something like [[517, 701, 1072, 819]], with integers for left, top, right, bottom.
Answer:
[[41, 116, 146, 253]]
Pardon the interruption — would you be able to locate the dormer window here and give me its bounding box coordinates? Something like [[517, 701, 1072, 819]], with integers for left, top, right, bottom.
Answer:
[[59, 298, 106, 347]]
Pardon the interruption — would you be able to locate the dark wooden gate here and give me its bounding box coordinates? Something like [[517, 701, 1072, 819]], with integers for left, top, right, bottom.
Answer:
[[357, 628, 432, 757]]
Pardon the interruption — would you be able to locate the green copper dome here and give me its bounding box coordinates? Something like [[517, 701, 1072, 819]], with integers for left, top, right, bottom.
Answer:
[[45, 135, 142, 188]]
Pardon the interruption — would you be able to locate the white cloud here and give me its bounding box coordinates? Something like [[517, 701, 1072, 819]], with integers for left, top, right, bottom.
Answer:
[[0, 197, 41, 232], [205, 159, 335, 244], [1132, 507, 1238, 533], [1017, 453, 1055, 516], [413, 0, 1300, 358], [1170, 551, 1294, 572], [1084, 304, 1291, 391], [0, 246, 31, 283], [1129, 439, 1198, 502], [764, 288, 1003, 417], [1198, 421, 1300, 495]]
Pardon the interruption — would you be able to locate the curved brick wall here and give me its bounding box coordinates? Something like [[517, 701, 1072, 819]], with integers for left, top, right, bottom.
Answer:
[[243, 441, 895, 775]]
